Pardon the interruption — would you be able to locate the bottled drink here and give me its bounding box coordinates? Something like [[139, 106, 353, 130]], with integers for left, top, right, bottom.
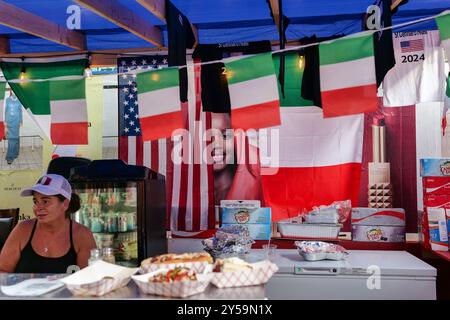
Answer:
[[102, 247, 116, 264], [88, 249, 102, 266]]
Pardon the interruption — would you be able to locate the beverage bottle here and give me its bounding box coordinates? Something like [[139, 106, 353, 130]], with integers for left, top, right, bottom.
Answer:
[[88, 249, 102, 266], [102, 247, 116, 264]]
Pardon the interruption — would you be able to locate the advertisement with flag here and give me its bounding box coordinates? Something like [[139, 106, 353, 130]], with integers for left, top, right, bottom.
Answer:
[[0, 55, 89, 145], [118, 56, 215, 237], [383, 30, 445, 107], [261, 53, 364, 221]]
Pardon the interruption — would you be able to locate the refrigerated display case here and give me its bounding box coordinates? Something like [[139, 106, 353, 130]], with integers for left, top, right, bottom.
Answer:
[[69, 159, 167, 267]]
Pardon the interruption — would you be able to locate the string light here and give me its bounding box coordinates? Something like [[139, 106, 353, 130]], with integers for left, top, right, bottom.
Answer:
[[298, 55, 304, 70], [19, 57, 26, 82]]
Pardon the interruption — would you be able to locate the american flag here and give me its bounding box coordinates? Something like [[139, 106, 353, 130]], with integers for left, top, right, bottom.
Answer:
[[400, 39, 424, 53], [117, 56, 216, 236]]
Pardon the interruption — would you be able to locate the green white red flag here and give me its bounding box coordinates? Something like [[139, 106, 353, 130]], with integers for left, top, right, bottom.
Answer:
[[436, 11, 450, 60], [224, 53, 281, 130], [0, 55, 88, 144], [261, 53, 364, 221], [137, 66, 184, 141], [319, 34, 378, 117]]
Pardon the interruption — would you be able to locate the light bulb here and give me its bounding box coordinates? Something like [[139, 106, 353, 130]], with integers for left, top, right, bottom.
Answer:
[[298, 56, 304, 70]]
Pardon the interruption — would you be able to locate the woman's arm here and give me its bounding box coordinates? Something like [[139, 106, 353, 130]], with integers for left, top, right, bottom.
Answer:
[[74, 224, 97, 269], [0, 223, 28, 273]]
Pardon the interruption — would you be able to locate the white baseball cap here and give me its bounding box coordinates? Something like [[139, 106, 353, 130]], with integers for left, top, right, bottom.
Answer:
[[20, 174, 72, 200]]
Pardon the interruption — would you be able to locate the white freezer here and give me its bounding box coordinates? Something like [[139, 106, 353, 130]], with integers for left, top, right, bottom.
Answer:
[[247, 249, 436, 300]]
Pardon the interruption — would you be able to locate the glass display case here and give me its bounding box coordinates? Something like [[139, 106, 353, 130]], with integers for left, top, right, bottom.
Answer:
[[69, 160, 167, 267]]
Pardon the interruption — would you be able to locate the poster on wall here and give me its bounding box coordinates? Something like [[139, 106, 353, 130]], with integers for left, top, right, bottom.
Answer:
[[0, 88, 44, 172]]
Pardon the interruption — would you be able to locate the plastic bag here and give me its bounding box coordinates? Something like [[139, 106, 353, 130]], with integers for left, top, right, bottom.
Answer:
[[311, 200, 351, 223], [202, 225, 254, 259]]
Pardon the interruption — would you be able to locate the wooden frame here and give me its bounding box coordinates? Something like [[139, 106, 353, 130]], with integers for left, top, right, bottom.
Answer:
[[0, 0, 85, 50], [74, 0, 163, 47]]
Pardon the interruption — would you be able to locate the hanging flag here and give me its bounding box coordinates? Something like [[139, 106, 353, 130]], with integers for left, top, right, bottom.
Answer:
[[363, 0, 396, 87], [49, 79, 88, 144], [166, 0, 196, 103], [118, 56, 215, 236], [436, 11, 450, 60], [443, 74, 450, 136], [260, 54, 364, 221], [383, 30, 445, 107], [137, 66, 184, 141], [319, 34, 378, 117], [0, 55, 89, 145], [0, 81, 5, 140], [225, 52, 281, 130], [260, 107, 364, 221]]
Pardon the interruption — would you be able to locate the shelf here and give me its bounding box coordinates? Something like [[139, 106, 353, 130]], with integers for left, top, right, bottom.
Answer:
[[92, 229, 137, 234]]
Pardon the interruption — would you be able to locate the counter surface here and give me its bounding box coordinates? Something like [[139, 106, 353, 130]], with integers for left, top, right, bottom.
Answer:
[[0, 249, 437, 300]]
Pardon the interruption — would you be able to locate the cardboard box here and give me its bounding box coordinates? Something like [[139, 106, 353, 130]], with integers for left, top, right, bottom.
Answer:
[[427, 208, 449, 251], [219, 200, 260, 208], [221, 207, 271, 224], [351, 225, 405, 242], [351, 208, 405, 226], [420, 158, 450, 177], [422, 177, 450, 195], [447, 211, 450, 250], [423, 195, 450, 208], [221, 223, 271, 240]]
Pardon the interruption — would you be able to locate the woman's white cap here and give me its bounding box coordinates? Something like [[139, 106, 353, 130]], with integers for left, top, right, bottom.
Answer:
[[20, 174, 72, 200]]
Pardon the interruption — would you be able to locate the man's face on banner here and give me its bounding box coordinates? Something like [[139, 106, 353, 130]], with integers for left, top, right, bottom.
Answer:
[[211, 113, 234, 172]]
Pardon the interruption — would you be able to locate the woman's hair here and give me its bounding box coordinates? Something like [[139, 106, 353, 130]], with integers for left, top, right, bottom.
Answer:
[[56, 193, 80, 217]]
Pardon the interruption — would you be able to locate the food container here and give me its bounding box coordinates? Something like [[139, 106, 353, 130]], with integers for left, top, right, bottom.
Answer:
[[132, 269, 213, 298], [277, 222, 342, 239], [59, 261, 138, 297], [211, 260, 278, 288], [294, 241, 348, 261], [221, 207, 271, 224]]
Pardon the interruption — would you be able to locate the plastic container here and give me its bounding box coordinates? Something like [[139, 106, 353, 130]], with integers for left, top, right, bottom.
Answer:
[[277, 222, 342, 239]]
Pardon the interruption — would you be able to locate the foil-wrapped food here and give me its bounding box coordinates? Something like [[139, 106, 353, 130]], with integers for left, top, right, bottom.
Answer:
[[202, 225, 254, 258], [294, 241, 348, 261]]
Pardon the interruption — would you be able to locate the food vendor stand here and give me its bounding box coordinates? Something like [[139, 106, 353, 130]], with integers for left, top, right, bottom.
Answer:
[[0, 0, 449, 302]]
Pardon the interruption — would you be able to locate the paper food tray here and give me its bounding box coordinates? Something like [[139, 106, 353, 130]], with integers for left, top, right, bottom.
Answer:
[[140, 260, 212, 274], [277, 222, 342, 239], [59, 260, 138, 297], [0, 278, 65, 297], [211, 260, 278, 288], [132, 269, 213, 298]]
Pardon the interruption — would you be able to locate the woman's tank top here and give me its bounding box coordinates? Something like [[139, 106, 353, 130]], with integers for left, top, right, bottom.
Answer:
[[15, 219, 78, 273]]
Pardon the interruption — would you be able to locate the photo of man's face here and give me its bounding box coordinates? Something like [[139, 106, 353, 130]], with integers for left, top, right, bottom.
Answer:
[[211, 113, 234, 172]]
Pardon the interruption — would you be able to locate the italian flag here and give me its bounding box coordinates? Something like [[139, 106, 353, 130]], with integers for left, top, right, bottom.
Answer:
[[225, 52, 281, 130], [49, 79, 88, 144], [261, 53, 363, 221], [0, 55, 88, 144], [436, 11, 450, 61], [319, 34, 378, 118], [137, 66, 184, 141], [0, 81, 5, 140]]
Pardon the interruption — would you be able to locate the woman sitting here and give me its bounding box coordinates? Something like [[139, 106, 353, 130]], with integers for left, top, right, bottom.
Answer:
[[0, 174, 96, 273]]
